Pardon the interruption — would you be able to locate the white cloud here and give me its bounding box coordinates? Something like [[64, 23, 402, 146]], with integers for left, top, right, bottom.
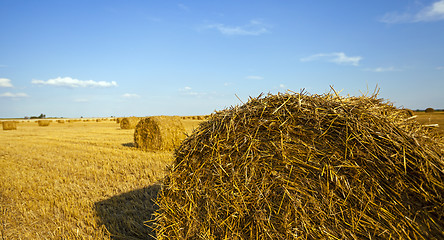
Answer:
[[380, 0, 444, 23], [0, 78, 13, 87], [245, 75, 264, 80], [205, 20, 269, 36], [0, 92, 28, 98], [300, 52, 362, 66], [31, 77, 118, 88], [179, 86, 194, 92], [122, 93, 140, 99], [364, 67, 401, 72], [179, 86, 206, 97], [416, 0, 444, 21], [436, 66, 444, 70], [279, 84, 286, 88]]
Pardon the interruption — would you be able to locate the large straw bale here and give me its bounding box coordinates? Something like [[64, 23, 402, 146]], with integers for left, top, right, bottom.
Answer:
[[134, 116, 186, 151], [2, 121, 17, 130], [155, 90, 444, 239], [120, 117, 140, 129], [37, 120, 51, 126], [403, 108, 415, 117]]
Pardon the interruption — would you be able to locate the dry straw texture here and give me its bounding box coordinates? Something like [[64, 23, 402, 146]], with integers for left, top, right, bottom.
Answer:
[[2, 121, 17, 130], [120, 117, 140, 129], [404, 108, 415, 117], [37, 120, 51, 127], [134, 116, 187, 151], [155, 90, 444, 239]]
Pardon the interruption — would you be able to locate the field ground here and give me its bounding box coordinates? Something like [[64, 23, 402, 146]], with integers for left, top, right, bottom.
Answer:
[[0, 119, 201, 239], [414, 111, 444, 135], [1, 112, 443, 239]]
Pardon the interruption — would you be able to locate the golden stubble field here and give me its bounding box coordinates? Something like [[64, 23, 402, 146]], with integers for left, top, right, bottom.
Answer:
[[415, 111, 444, 135], [1, 112, 443, 239], [0, 119, 201, 239]]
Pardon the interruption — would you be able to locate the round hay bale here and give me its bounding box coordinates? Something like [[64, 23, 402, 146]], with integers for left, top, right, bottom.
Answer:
[[2, 121, 17, 130], [120, 117, 140, 129], [57, 120, 65, 123], [134, 116, 186, 151], [155, 92, 444, 239], [37, 120, 51, 126], [425, 107, 435, 113], [116, 117, 123, 124]]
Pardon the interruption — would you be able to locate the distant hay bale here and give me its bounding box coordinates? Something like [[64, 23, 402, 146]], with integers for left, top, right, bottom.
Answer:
[[155, 91, 444, 239], [2, 121, 17, 130], [37, 120, 51, 127], [57, 120, 65, 123], [116, 118, 123, 124], [425, 107, 435, 113], [134, 116, 186, 151], [120, 117, 140, 129], [96, 119, 102, 122]]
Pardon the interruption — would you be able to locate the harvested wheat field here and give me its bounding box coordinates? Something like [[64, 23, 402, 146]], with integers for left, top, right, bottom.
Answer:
[[0, 119, 202, 239], [155, 91, 444, 239], [415, 111, 444, 136]]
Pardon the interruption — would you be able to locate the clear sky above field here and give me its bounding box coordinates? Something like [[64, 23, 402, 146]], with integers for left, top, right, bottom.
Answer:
[[1, 0, 443, 118]]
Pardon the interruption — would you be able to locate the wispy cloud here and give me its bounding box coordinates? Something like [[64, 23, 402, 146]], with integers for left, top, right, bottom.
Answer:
[[380, 0, 444, 23], [205, 20, 270, 36], [363, 66, 401, 72], [0, 78, 13, 88], [437, 66, 444, 70], [179, 86, 206, 97], [31, 77, 117, 88], [122, 93, 140, 99], [245, 75, 264, 80], [279, 84, 286, 89], [0, 92, 28, 98], [301, 52, 362, 66]]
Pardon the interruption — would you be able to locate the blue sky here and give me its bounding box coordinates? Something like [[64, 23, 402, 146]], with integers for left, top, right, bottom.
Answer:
[[1, 0, 443, 118]]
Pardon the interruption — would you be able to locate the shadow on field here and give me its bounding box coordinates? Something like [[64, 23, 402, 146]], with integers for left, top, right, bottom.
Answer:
[[122, 142, 135, 148], [94, 183, 161, 240]]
